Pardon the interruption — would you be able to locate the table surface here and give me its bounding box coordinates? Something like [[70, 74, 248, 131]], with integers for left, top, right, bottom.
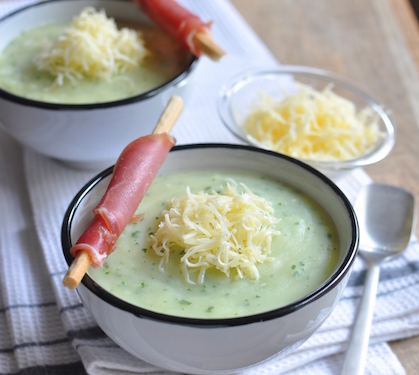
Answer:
[[229, 0, 419, 373]]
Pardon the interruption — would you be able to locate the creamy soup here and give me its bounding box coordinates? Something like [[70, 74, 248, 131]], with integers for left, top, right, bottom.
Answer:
[[88, 170, 340, 319], [0, 22, 191, 104]]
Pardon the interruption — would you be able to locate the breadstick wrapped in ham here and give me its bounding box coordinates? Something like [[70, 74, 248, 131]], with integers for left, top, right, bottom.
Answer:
[[134, 0, 226, 60], [63, 96, 183, 289]]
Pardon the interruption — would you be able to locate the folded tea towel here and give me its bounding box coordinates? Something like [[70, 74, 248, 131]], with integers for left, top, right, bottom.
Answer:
[[1, 1, 419, 375]]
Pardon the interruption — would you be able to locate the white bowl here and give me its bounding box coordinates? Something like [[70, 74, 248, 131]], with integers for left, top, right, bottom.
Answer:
[[0, 0, 198, 169], [218, 66, 396, 179], [62, 144, 359, 374]]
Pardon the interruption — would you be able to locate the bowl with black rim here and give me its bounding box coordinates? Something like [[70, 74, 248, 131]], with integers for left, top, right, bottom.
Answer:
[[0, 0, 198, 169], [62, 144, 359, 374]]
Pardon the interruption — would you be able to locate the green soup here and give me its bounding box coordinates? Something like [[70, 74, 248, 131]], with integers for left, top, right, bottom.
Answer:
[[0, 22, 191, 104], [88, 170, 340, 319]]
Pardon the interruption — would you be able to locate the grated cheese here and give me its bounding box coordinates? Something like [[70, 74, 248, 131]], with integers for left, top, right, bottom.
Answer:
[[242, 83, 384, 161], [150, 178, 280, 284], [33, 7, 148, 85]]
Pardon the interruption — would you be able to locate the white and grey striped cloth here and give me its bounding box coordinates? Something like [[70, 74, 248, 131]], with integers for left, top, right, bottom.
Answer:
[[1, 1, 419, 374]]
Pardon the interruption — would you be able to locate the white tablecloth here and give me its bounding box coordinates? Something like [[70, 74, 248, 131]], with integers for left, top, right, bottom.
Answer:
[[1, 1, 419, 374]]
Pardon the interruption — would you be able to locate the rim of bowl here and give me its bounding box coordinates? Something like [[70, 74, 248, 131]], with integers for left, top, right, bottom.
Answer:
[[217, 65, 396, 171], [61, 143, 359, 327], [0, 0, 199, 110]]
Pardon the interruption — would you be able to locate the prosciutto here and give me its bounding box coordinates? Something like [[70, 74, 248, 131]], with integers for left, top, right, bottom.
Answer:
[[70, 133, 175, 267], [134, 0, 212, 57]]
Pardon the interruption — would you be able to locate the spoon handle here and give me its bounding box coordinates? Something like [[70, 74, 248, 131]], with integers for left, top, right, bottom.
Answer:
[[340, 261, 381, 375]]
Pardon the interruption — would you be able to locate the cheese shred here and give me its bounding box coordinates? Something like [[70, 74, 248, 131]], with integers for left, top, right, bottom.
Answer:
[[243, 83, 384, 161], [33, 7, 148, 85], [150, 179, 280, 284]]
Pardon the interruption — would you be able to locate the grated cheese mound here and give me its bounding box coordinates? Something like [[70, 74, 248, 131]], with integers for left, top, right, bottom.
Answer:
[[150, 178, 280, 284], [243, 83, 384, 161], [33, 7, 148, 85]]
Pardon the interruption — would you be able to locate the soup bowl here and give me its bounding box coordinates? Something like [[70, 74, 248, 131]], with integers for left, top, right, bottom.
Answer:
[[62, 144, 359, 374], [0, 0, 198, 169]]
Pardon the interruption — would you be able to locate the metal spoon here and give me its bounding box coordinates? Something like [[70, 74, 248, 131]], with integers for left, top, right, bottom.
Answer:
[[341, 183, 416, 375]]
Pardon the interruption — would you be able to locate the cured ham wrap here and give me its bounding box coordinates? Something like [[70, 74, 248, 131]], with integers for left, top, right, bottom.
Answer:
[[69, 133, 175, 267], [63, 96, 183, 289], [134, 0, 226, 60]]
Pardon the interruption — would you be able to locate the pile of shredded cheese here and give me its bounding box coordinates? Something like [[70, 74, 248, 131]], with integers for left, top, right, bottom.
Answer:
[[243, 83, 384, 161], [151, 179, 280, 284], [33, 7, 148, 85]]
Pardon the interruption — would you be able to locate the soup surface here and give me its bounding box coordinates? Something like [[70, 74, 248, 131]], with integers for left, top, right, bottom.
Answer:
[[0, 22, 191, 104], [88, 170, 340, 319]]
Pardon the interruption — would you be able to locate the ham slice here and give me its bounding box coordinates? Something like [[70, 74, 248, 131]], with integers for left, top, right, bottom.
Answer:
[[69, 133, 175, 267], [63, 95, 183, 290], [69, 216, 114, 267], [134, 0, 225, 60]]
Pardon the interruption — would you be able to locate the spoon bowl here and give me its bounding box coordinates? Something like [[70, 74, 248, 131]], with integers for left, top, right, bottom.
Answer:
[[341, 183, 416, 375], [354, 183, 416, 260]]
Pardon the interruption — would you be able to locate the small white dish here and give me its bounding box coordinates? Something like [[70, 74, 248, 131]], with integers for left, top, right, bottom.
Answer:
[[218, 66, 395, 178]]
